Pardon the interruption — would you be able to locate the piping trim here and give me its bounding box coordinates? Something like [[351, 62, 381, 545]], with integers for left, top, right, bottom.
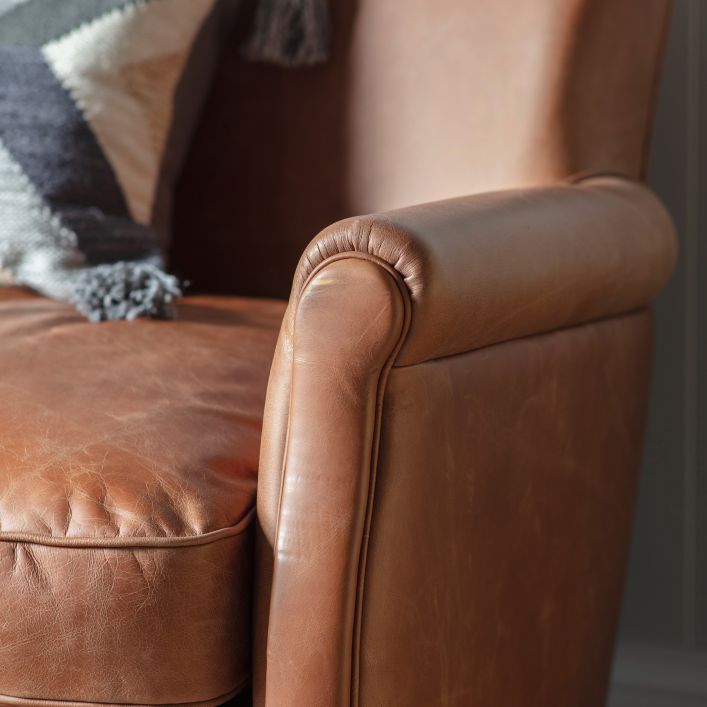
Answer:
[[0, 680, 246, 707], [0, 508, 255, 549], [270, 248, 412, 707]]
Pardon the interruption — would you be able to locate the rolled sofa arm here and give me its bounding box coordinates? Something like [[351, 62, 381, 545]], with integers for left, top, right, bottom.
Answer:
[[293, 175, 676, 366], [254, 176, 676, 707]]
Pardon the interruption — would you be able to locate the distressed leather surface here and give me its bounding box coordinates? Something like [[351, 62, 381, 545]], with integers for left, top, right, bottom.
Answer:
[[0, 0, 676, 703], [0, 293, 285, 706], [359, 312, 652, 706], [294, 177, 676, 366], [259, 258, 407, 706], [257, 178, 676, 549], [255, 177, 675, 706]]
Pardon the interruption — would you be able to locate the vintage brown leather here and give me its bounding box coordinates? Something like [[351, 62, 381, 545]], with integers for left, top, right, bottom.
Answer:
[[255, 178, 676, 707], [0, 294, 284, 705], [0, 0, 676, 706], [358, 313, 652, 707]]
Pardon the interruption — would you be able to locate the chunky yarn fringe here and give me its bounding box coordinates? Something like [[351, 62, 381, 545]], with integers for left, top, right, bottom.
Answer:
[[70, 262, 182, 322], [244, 0, 330, 66]]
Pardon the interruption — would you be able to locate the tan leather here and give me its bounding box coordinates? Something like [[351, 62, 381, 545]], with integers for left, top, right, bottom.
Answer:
[[295, 176, 676, 366], [258, 176, 676, 545], [0, 286, 38, 302], [173, 0, 671, 299], [0, 1, 677, 704], [255, 175, 675, 706], [359, 312, 652, 707], [260, 258, 408, 706], [0, 295, 285, 706]]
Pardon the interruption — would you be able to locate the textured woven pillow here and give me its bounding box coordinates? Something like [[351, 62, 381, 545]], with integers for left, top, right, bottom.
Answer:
[[0, 0, 238, 320], [0, 0, 331, 320]]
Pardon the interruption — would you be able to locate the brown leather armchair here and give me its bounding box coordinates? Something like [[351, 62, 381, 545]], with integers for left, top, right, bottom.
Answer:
[[0, 1, 676, 706]]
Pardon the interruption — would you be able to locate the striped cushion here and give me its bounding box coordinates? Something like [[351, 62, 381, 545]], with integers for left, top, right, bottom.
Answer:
[[0, 0, 236, 319]]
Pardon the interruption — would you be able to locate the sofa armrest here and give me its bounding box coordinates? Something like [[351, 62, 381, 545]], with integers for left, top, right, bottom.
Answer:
[[293, 175, 676, 366], [254, 176, 676, 707]]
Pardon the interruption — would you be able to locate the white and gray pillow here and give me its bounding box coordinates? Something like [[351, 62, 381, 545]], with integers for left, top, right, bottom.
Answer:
[[0, 0, 329, 320], [0, 0, 235, 320]]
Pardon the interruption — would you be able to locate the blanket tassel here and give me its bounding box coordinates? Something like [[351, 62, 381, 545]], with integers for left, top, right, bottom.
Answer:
[[244, 0, 331, 67]]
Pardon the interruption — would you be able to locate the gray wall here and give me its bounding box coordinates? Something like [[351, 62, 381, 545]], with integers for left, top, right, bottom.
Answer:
[[610, 0, 707, 703]]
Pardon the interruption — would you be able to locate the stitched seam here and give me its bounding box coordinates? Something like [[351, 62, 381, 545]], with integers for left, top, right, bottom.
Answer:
[[0, 508, 255, 549], [269, 250, 412, 706], [391, 306, 650, 369], [0, 679, 247, 707], [565, 170, 633, 183], [348, 259, 412, 707], [272, 249, 405, 541]]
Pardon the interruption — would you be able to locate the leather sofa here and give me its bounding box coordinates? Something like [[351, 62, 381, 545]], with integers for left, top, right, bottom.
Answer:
[[0, 1, 677, 706]]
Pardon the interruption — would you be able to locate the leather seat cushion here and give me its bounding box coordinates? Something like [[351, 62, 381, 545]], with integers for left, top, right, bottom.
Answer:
[[0, 289, 285, 706]]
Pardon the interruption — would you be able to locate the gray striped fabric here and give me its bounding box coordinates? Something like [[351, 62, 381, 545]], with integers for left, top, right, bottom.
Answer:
[[0, 0, 330, 320], [0, 0, 217, 320]]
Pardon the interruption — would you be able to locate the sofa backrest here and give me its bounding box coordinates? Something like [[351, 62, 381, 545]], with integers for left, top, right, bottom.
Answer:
[[172, 0, 672, 299]]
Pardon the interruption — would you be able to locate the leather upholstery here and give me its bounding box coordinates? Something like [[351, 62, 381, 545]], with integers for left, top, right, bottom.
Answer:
[[173, 0, 671, 299], [0, 293, 284, 706], [0, 1, 676, 705], [258, 177, 676, 547], [259, 258, 408, 705], [358, 312, 651, 706], [255, 176, 676, 706], [293, 176, 676, 366], [0, 286, 38, 302]]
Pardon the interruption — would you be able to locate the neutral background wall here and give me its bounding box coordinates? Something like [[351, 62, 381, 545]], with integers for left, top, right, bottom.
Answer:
[[608, 1, 707, 704]]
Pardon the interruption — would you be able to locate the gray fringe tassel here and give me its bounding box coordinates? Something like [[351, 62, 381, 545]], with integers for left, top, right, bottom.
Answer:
[[244, 0, 331, 67], [70, 262, 182, 322]]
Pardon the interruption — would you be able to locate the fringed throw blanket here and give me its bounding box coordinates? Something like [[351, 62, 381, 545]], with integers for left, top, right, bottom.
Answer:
[[0, 0, 330, 321], [246, 0, 330, 66]]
